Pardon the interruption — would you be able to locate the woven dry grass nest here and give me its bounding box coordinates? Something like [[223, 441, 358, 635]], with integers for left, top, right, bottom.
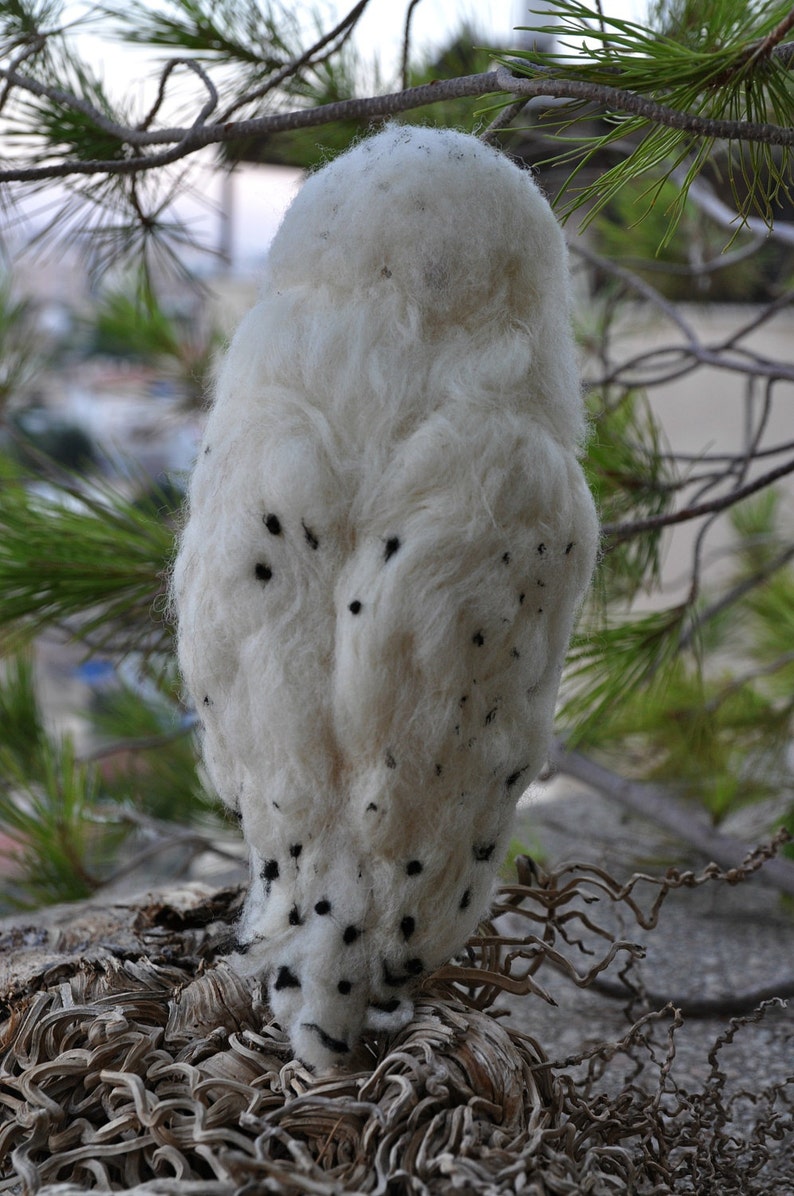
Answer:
[[1, 848, 792, 1195]]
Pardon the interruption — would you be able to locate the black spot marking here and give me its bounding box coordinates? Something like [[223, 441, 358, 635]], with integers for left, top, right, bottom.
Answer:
[[204, 444, 211, 455], [460, 695, 468, 705], [342, 925, 360, 945], [511, 648, 521, 659], [366, 802, 378, 812], [518, 592, 525, 605], [400, 916, 416, 940], [459, 889, 471, 910], [289, 904, 303, 926], [502, 552, 511, 564], [304, 1023, 350, 1055], [385, 751, 396, 769], [264, 513, 281, 535], [315, 899, 332, 915], [473, 842, 496, 862], [538, 608, 544, 615], [506, 765, 529, 790], [405, 957, 423, 975], [272, 801, 280, 811], [274, 965, 300, 990], [537, 543, 546, 555], [203, 695, 211, 706], [472, 630, 485, 646], [434, 764, 443, 777], [566, 542, 574, 554], [302, 520, 319, 550], [381, 266, 393, 279], [370, 998, 401, 1014], [405, 860, 423, 876], [537, 579, 546, 588], [484, 707, 497, 726], [289, 843, 303, 859], [384, 536, 401, 561], [348, 600, 362, 615], [261, 859, 279, 882], [337, 980, 352, 995], [254, 562, 273, 583]]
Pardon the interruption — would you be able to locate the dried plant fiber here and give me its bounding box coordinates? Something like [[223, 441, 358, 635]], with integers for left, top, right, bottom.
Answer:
[[2, 848, 791, 1195], [172, 124, 598, 1070]]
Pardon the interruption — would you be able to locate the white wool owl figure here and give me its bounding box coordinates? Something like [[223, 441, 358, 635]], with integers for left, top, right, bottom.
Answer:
[[173, 124, 598, 1071]]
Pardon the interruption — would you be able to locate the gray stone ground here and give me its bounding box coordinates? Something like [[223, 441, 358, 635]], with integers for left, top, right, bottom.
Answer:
[[508, 784, 794, 1085], [503, 783, 794, 1190]]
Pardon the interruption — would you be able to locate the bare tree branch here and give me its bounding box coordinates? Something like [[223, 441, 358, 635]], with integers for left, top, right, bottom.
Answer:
[[550, 739, 794, 897]]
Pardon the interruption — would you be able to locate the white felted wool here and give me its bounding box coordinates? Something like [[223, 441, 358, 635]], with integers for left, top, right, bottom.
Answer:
[[172, 123, 599, 1072]]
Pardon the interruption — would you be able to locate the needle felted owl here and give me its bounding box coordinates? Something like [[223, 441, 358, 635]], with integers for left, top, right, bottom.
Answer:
[[173, 124, 598, 1071]]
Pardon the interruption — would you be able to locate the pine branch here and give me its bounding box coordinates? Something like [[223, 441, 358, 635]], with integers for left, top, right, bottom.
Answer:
[[3, 57, 794, 184]]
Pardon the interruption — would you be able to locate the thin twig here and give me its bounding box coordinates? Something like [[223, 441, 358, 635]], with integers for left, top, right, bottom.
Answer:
[[401, 0, 424, 92], [219, 0, 372, 123], [602, 455, 794, 543]]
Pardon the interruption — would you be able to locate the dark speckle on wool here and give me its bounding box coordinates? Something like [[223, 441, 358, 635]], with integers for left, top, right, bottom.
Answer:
[[537, 543, 546, 554], [384, 536, 400, 561], [502, 552, 511, 564], [261, 859, 279, 881], [400, 915, 416, 939], [566, 542, 574, 553], [264, 513, 282, 535], [511, 648, 521, 659], [289, 904, 303, 926], [459, 889, 471, 910], [405, 860, 423, 876], [302, 520, 319, 549], [405, 957, 423, 975], [338, 979, 353, 994], [315, 899, 332, 915], [518, 593, 525, 605], [371, 998, 401, 1014], [473, 842, 496, 862], [385, 751, 396, 769], [343, 925, 360, 944], [306, 1024, 350, 1055], [274, 965, 301, 990], [255, 562, 273, 582], [472, 630, 485, 646], [289, 843, 303, 859], [506, 766, 528, 790], [434, 763, 443, 776], [349, 600, 362, 614], [366, 802, 378, 812]]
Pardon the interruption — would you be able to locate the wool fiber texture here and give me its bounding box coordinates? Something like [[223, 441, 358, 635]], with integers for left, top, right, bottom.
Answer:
[[173, 124, 599, 1072]]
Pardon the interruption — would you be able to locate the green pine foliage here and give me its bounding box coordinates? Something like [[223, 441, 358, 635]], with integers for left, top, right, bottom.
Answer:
[[0, 653, 119, 910], [0, 455, 175, 654], [501, 0, 794, 245], [565, 492, 794, 824]]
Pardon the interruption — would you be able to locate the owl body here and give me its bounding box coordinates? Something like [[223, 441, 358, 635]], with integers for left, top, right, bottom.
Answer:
[[173, 125, 598, 1070]]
